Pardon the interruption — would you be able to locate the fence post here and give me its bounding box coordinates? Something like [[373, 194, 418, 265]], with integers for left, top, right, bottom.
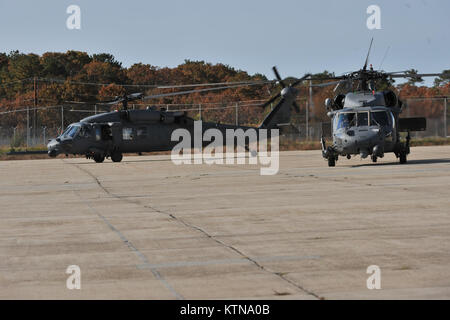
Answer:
[[445, 97, 448, 137], [235, 102, 239, 126], [309, 79, 314, 117], [61, 106, 64, 133], [199, 104, 202, 120], [306, 100, 309, 140], [26, 105, 30, 148], [33, 76, 38, 147]]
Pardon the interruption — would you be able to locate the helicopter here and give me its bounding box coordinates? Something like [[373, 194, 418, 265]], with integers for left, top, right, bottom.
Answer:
[[311, 39, 445, 167], [47, 72, 310, 162]]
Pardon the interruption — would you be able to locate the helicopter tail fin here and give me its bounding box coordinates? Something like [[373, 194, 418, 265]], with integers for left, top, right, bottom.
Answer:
[[258, 97, 293, 130]]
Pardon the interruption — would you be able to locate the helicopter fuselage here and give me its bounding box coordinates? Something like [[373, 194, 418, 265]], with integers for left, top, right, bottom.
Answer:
[[321, 91, 421, 166], [330, 105, 398, 158], [47, 109, 258, 162]]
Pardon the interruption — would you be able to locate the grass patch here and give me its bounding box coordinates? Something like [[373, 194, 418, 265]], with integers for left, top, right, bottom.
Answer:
[[409, 137, 450, 147], [279, 139, 324, 151]]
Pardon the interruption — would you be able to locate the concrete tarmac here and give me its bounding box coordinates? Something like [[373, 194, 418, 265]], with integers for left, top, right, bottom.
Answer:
[[1, 146, 450, 299]]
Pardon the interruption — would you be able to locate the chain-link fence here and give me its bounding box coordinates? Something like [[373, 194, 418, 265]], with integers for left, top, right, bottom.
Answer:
[[0, 126, 61, 147], [0, 97, 448, 148], [403, 97, 449, 138]]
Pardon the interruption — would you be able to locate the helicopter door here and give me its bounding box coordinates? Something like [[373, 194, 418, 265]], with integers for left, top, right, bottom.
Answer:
[[120, 126, 137, 152], [109, 123, 123, 149], [100, 125, 113, 141]]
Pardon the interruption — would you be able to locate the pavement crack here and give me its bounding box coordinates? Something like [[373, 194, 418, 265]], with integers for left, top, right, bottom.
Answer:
[[173, 214, 323, 299], [69, 160, 323, 300], [67, 161, 184, 300]]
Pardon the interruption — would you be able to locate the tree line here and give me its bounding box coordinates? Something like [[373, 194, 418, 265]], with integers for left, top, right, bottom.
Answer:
[[0, 50, 449, 129]]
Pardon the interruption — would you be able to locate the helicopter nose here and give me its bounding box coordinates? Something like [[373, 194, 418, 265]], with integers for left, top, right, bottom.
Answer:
[[355, 130, 382, 153], [341, 130, 379, 154], [47, 139, 61, 158]]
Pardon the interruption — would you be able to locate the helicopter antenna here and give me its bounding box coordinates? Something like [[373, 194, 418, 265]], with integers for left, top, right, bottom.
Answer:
[[379, 45, 391, 70], [363, 38, 374, 71]]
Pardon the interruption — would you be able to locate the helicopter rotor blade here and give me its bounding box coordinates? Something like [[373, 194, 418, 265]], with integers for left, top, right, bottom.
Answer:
[[290, 73, 313, 87], [413, 73, 444, 77], [272, 66, 286, 88], [260, 92, 282, 109], [389, 73, 444, 78], [62, 81, 270, 108], [261, 97, 286, 127], [309, 80, 343, 88], [141, 82, 266, 100], [96, 92, 145, 105], [101, 100, 123, 105], [155, 80, 273, 89], [127, 92, 144, 100], [385, 70, 410, 75], [305, 75, 346, 82]]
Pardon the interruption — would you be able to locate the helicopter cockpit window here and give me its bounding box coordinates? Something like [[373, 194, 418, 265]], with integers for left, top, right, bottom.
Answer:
[[357, 112, 369, 127], [336, 113, 356, 129], [79, 126, 90, 137], [95, 127, 101, 141], [123, 127, 134, 140], [62, 125, 80, 138], [370, 111, 389, 126], [60, 126, 71, 137]]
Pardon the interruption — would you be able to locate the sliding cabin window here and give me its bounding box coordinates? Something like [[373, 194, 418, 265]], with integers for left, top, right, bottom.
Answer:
[[122, 127, 134, 140], [137, 127, 148, 139]]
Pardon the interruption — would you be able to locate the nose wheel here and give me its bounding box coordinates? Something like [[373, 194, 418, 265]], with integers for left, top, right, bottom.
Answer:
[[322, 137, 337, 167]]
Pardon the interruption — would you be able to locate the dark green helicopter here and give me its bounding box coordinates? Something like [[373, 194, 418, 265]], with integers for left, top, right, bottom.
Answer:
[[47, 71, 310, 162], [314, 39, 445, 166]]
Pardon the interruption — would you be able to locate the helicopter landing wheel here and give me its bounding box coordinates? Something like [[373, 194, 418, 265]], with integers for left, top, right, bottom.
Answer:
[[371, 155, 377, 163], [93, 154, 105, 163], [399, 153, 407, 164], [111, 152, 123, 163], [328, 157, 335, 167]]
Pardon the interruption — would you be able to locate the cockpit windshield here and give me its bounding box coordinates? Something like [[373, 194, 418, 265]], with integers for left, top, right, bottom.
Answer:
[[370, 111, 389, 126], [357, 112, 369, 127], [336, 112, 356, 129], [61, 125, 80, 138]]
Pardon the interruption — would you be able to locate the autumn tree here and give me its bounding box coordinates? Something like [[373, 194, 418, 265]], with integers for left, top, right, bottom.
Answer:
[[434, 70, 450, 87]]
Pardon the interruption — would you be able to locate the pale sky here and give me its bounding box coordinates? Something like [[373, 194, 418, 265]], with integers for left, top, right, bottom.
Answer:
[[0, 0, 448, 86]]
